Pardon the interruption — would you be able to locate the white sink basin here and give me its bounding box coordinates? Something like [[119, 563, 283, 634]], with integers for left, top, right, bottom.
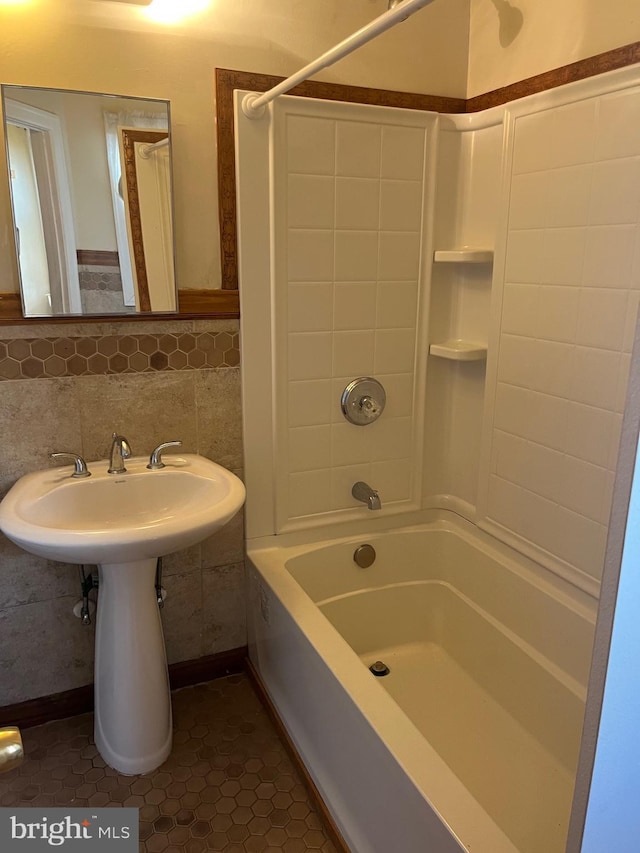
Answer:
[[0, 452, 246, 776], [0, 453, 245, 564]]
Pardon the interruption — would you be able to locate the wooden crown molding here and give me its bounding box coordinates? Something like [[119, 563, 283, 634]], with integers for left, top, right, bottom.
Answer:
[[2, 41, 638, 325], [216, 41, 640, 293], [215, 68, 466, 292], [466, 40, 640, 112]]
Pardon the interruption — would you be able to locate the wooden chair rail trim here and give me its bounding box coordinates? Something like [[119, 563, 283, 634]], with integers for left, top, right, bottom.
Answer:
[[0, 289, 239, 324]]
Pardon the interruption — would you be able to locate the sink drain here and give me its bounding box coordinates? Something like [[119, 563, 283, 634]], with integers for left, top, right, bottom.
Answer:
[[369, 660, 390, 677]]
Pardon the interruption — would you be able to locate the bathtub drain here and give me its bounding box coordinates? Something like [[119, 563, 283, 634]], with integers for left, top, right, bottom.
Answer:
[[369, 661, 390, 677]]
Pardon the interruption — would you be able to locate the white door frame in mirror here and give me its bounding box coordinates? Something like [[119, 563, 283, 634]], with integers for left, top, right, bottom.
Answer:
[[103, 110, 171, 310], [4, 98, 82, 315]]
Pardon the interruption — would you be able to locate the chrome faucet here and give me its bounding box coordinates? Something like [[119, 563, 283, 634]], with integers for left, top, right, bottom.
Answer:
[[108, 433, 132, 474], [352, 481, 381, 511]]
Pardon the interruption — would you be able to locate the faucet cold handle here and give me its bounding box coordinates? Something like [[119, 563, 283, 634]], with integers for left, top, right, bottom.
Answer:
[[49, 452, 91, 479], [147, 440, 183, 470]]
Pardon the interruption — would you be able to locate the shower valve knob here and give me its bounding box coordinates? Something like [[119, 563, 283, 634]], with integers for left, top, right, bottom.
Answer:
[[359, 396, 379, 416], [341, 378, 386, 426]]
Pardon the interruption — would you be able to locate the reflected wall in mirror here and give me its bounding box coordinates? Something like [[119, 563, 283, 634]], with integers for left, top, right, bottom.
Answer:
[[1, 85, 177, 317]]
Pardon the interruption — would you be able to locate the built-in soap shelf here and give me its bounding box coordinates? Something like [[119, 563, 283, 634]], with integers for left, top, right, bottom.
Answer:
[[430, 246, 492, 361], [429, 340, 487, 362], [433, 248, 493, 264]]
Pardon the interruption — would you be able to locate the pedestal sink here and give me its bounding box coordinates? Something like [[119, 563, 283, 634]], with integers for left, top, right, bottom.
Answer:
[[0, 454, 245, 775]]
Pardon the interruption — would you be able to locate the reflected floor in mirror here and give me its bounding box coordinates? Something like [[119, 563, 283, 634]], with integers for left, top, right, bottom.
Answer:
[[0, 674, 338, 853]]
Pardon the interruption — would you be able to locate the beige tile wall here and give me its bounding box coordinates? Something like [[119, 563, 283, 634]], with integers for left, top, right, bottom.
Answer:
[[0, 318, 245, 706]]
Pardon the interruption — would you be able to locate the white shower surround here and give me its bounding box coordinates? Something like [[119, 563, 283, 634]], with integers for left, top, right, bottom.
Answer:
[[238, 62, 640, 592], [237, 62, 640, 853], [479, 72, 640, 593]]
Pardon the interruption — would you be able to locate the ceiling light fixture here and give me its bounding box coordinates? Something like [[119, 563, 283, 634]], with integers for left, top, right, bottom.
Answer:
[[143, 0, 208, 25], [94, 0, 209, 24]]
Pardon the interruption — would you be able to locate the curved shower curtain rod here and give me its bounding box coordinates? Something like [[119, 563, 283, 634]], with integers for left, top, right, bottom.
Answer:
[[241, 0, 437, 118]]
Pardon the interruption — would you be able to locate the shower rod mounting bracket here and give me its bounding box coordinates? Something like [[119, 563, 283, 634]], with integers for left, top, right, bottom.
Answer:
[[242, 93, 267, 120]]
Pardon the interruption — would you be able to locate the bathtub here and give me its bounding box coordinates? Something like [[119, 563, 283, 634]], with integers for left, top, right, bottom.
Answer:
[[246, 513, 596, 853]]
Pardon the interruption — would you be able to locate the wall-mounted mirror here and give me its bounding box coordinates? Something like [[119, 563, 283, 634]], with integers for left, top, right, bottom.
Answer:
[[1, 85, 177, 317]]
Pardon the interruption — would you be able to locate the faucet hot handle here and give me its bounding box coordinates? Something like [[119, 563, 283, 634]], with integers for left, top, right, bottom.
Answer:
[[49, 452, 91, 479], [147, 440, 183, 470]]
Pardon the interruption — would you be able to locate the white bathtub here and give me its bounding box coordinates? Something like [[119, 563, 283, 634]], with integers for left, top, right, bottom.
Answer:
[[246, 513, 596, 853]]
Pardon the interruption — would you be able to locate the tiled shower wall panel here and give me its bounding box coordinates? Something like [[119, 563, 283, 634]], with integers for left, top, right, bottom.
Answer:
[[483, 86, 640, 582], [276, 101, 434, 527], [0, 319, 245, 706]]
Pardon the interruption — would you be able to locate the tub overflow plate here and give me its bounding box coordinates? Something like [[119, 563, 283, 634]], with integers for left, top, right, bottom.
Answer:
[[354, 544, 376, 568], [341, 377, 386, 426]]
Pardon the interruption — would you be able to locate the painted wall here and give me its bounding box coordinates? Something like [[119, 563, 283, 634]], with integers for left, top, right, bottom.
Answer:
[[0, 0, 469, 706], [0, 0, 471, 295], [1, 0, 638, 707], [3, 1, 640, 295], [468, 0, 640, 98]]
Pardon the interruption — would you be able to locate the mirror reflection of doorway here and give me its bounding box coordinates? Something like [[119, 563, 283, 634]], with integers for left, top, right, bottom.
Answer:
[[4, 99, 81, 315], [6, 124, 51, 314], [119, 128, 174, 312]]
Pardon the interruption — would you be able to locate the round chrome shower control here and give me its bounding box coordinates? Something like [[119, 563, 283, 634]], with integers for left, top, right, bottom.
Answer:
[[341, 377, 386, 426]]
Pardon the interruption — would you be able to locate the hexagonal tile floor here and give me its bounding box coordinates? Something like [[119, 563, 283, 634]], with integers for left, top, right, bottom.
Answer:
[[0, 674, 339, 852]]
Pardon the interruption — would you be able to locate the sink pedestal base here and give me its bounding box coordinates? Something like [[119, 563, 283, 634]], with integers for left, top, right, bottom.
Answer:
[[94, 558, 172, 775]]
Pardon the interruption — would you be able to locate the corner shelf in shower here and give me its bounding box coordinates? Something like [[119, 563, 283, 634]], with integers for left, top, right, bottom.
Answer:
[[433, 248, 494, 264], [429, 340, 487, 361]]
